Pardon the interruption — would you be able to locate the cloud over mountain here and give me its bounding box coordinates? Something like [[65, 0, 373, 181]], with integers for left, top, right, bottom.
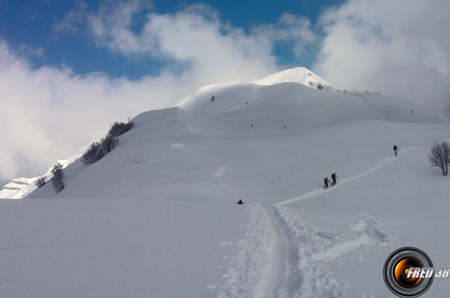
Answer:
[[313, 0, 450, 108]]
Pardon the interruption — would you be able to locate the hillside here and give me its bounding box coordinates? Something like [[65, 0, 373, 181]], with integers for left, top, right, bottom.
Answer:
[[0, 67, 329, 200], [2, 72, 450, 297]]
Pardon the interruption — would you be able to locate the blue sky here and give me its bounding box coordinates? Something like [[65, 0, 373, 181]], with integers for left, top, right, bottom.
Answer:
[[1, 0, 450, 181], [0, 0, 343, 79]]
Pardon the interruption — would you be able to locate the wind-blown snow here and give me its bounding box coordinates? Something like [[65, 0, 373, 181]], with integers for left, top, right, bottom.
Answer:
[[2, 69, 450, 297]]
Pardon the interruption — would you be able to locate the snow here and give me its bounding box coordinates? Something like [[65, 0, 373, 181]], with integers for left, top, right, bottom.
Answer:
[[252, 67, 329, 88], [2, 68, 450, 297], [0, 199, 248, 298]]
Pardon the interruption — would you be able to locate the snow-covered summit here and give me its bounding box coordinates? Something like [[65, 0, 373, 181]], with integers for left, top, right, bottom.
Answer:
[[176, 67, 330, 112], [252, 66, 330, 89]]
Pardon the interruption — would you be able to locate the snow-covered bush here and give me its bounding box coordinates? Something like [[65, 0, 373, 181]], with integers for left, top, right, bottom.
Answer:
[[429, 141, 450, 176]]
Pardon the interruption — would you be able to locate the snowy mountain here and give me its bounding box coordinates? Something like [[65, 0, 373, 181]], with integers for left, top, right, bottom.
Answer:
[[0, 67, 327, 200], [0, 177, 36, 199], [0, 143, 91, 199], [2, 68, 450, 297], [252, 66, 330, 89]]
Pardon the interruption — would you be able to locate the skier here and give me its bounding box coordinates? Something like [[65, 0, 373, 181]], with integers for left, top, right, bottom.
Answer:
[[331, 173, 337, 186], [393, 145, 399, 156], [324, 177, 330, 189], [237, 199, 244, 205]]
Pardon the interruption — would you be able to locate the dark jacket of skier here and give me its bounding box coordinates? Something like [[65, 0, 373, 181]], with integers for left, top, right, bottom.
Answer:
[[393, 145, 399, 155], [331, 173, 337, 186]]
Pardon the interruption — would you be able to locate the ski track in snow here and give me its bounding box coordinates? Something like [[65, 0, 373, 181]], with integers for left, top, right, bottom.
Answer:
[[217, 149, 407, 297], [274, 146, 416, 207], [217, 205, 389, 298]]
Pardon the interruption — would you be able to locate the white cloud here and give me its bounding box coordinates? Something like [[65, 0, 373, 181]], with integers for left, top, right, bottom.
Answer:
[[313, 0, 450, 108], [54, 1, 89, 33], [87, 0, 155, 55], [1, 2, 319, 181], [79, 2, 321, 83], [84, 2, 282, 82], [252, 12, 319, 58]]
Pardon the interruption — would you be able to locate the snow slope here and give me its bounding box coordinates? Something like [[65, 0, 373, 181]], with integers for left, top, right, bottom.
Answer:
[[252, 67, 329, 88], [0, 67, 325, 199], [2, 77, 450, 297]]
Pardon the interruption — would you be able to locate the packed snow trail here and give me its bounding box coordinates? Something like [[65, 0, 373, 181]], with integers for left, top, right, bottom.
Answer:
[[218, 149, 404, 297], [275, 146, 416, 207], [217, 205, 389, 298]]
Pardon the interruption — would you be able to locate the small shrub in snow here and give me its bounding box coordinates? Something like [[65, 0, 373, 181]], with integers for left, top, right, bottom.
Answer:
[[35, 176, 46, 188], [101, 133, 119, 153], [82, 142, 105, 164], [108, 119, 134, 137], [308, 81, 332, 91], [82, 119, 134, 166], [429, 141, 450, 176], [51, 162, 65, 194]]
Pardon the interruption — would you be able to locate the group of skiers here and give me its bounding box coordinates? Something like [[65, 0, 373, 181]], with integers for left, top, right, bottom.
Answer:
[[240, 145, 401, 203], [323, 145, 399, 189], [324, 173, 337, 189]]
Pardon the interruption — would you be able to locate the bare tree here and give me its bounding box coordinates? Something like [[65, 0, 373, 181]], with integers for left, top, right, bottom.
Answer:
[[429, 141, 450, 176]]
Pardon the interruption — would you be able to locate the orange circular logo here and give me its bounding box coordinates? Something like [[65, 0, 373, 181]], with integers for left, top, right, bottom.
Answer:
[[383, 247, 434, 297]]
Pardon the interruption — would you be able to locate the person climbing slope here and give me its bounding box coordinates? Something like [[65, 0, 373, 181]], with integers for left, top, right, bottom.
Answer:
[[324, 177, 330, 189], [393, 145, 399, 156], [331, 173, 337, 186]]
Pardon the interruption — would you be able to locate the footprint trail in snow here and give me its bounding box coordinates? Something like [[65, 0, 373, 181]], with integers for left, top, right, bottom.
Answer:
[[217, 151, 407, 297], [275, 146, 415, 207], [217, 205, 389, 298]]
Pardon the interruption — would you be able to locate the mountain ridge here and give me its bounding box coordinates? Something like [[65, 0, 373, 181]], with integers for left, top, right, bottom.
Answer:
[[0, 66, 330, 199], [0, 66, 447, 200]]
